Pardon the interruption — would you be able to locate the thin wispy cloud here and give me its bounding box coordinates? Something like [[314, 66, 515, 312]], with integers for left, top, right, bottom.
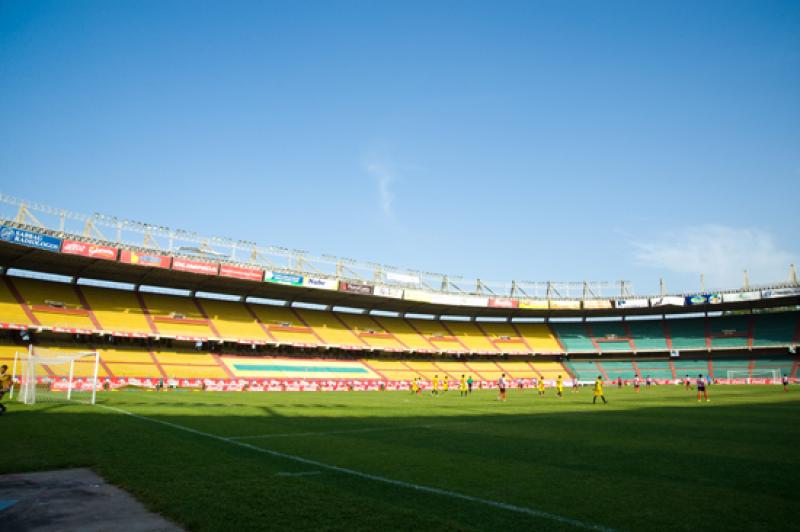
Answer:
[[362, 156, 396, 219], [634, 225, 797, 289]]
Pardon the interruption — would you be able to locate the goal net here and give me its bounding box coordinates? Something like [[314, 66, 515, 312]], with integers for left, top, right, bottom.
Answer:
[[12, 345, 100, 405], [726, 369, 780, 384]]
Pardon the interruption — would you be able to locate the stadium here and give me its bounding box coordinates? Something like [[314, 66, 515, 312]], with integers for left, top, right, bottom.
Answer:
[[1, 195, 798, 530], [2, 3, 799, 531]]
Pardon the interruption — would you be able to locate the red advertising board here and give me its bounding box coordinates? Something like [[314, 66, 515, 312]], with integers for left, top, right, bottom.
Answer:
[[172, 257, 219, 276], [339, 281, 374, 295], [119, 250, 171, 269], [488, 297, 519, 309], [219, 264, 263, 282], [61, 239, 119, 261]]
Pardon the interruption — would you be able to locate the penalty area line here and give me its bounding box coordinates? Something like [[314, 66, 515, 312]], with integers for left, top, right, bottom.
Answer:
[[96, 403, 615, 532]]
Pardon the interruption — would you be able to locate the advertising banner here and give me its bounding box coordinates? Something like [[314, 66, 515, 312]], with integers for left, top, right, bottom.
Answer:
[[685, 293, 723, 305], [582, 300, 613, 309], [761, 287, 800, 299], [264, 271, 303, 286], [550, 300, 581, 310], [374, 285, 404, 299], [386, 271, 420, 284], [651, 296, 685, 307], [302, 276, 339, 291], [172, 257, 219, 275], [426, 293, 488, 307], [488, 297, 519, 309], [61, 240, 118, 261], [339, 281, 374, 295], [519, 299, 549, 309], [614, 298, 649, 309], [0, 225, 62, 252], [403, 289, 432, 303], [119, 250, 171, 269], [721, 291, 761, 303], [219, 264, 263, 282]]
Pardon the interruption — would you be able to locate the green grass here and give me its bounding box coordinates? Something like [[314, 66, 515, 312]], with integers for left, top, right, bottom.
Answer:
[[3, 385, 799, 531]]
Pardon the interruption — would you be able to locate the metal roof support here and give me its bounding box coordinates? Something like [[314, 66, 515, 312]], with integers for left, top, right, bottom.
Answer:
[[790, 264, 798, 286]]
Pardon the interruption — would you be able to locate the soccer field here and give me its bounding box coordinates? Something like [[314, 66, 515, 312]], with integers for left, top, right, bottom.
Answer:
[[4, 385, 799, 531]]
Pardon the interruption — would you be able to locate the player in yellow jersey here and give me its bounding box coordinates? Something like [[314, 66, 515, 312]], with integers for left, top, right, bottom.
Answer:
[[431, 375, 439, 396], [556, 375, 564, 397], [459, 374, 468, 397], [0, 365, 11, 414], [411, 378, 419, 395], [442, 377, 449, 393], [593, 375, 607, 404], [537, 378, 546, 396]]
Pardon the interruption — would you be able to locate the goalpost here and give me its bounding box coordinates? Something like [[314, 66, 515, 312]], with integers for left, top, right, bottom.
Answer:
[[13, 345, 100, 405], [726, 369, 780, 384]]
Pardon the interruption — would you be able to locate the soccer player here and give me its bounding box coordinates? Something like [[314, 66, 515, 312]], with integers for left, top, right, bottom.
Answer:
[[442, 377, 449, 393], [685, 374, 691, 390], [537, 378, 546, 396], [411, 378, 419, 395], [572, 377, 579, 392], [498, 373, 507, 402], [633, 376, 640, 393], [556, 375, 564, 398], [646, 375, 652, 389], [593, 375, 607, 404], [617, 376, 623, 389], [696, 373, 709, 402], [782, 374, 789, 392], [431, 375, 439, 396], [459, 374, 468, 397], [0, 364, 11, 414], [467, 375, 474, 394]]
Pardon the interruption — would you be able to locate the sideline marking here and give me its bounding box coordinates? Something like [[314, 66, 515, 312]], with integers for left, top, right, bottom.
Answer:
[[275, 471, 322, 477], [96, 404, 616, 532], [228, 423, 438, 440]]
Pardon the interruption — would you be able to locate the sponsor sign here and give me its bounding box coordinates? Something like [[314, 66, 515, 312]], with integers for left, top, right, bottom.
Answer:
[[219, 264, 263, 282], [761, 287, 800, 299], [685, 293, 723, 306], [264, 271, 303, 286], [61, 239, 118, 261], [651, 296, 685, 307], [488, 297, 519, 309], [519, 299, 549, 309], [614, 298, 649, 309], [550, 300, 581, 310], [374, 285, 404, 299], [0, 225, 62, 252], [721, 291, 761, 303], [403, 289, 432, 303], [582, 300, 613, 309], [427, 293, 488, 307], [302, 276, 339, 291], [119, 250, 171, 269], [172, 257, 219, 275], [339, 281, 374, 295], [386, 271, 420, 284]]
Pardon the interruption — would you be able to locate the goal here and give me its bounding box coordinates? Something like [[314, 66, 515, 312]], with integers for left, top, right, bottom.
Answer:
[[726, 369, 780, 384], [12, 345, 100, 405]]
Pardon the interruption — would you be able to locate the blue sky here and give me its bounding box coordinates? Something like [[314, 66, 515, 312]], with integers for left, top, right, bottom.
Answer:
[[1, 0, 798, 296]]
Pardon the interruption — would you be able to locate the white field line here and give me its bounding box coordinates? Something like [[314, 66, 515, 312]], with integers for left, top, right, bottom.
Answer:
[[275, 471, 322, 477], [227, 423, 440, 440], [96, 404, 616, 532]]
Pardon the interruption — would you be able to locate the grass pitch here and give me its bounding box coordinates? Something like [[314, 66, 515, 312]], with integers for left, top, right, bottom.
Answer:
[[3, 385, 799, 531]]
